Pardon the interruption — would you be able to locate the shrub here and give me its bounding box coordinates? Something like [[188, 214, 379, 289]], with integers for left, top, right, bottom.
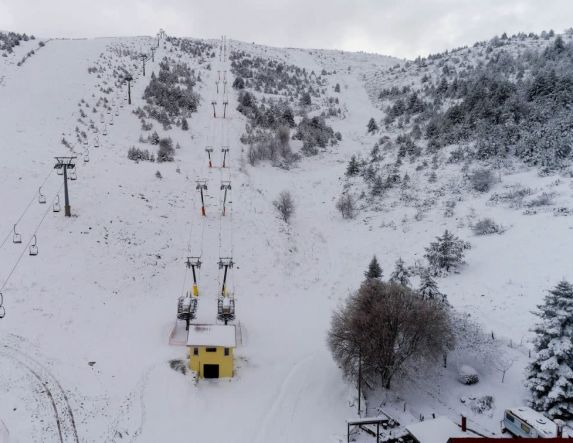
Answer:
[[458, 365, 479, 385], [273, 191, 295, 223], [470, 168, 495, 192], [336, 194, 355, 219], [472, 218, 504, 235], [157, 137, 175, 162]]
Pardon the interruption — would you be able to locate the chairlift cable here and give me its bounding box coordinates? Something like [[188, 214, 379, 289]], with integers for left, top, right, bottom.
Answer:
[[0, 169, 55, 252], [0, 182, 64, 295]]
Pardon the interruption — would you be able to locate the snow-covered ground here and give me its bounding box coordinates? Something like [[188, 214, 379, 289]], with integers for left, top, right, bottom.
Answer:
[[0, 33, 571, 442]]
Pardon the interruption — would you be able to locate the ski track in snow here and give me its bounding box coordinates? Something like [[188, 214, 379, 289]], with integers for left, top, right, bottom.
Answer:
[[0, 336, 79, 443]]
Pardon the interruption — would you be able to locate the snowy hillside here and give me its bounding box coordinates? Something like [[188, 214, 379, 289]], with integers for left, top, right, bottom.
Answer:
[[0, 28, 572, 443]]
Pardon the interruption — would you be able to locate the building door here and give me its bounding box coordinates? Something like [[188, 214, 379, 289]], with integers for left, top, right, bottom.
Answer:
[[203, 364, 219, 379]]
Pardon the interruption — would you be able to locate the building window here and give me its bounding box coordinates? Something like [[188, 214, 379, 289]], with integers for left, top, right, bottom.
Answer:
[[224, 348, 229, 356], [521, 423, 530, 434], [193, 347, 198, 356], [206, 347, 217, 353], [506, 413, 514, 422]]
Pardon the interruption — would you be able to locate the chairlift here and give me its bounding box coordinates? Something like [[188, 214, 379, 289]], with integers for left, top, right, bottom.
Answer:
[[84, 150, 89, 163], [100, 114, 105, 123], [53, 194, 61, 213], [57, 166, 64, 176], [102, 126, 108, 136], [12, 224, 22, 244], [69, 169, 77, 181], [29, 235, 38, 256], [109, 116, 114, 126], [83, 138, 88, 146], [38, 187, 46, 204], [95, 137, 100, 148], [114, 109, 119, 116]]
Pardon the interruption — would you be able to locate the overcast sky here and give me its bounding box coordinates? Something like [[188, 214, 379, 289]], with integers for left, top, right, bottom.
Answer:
[[1, 0, 571, 59]]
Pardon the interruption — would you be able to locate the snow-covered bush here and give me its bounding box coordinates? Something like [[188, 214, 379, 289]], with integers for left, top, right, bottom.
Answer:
[[157, 137, 175, 162], [526, 192, 555, 207], [470, 168, 495, 192], [472, 218, 504, 235], [458, 364, 479, 385]]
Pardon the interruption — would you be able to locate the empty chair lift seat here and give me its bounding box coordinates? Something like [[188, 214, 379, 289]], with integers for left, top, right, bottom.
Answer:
[[187, 324, 236, 378]]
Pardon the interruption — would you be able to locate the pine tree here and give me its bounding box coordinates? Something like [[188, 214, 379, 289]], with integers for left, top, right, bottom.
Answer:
[[346, 155, 360, 177], [389, 258, 410, 287], [181, 117, 189, 131], [334, 83, 341, 93], [527, 281, 573, 419], [424, 230, 470, 274], [365, 256, 382, 280], [419, 269, 445, 302], [367, 117, 379, 134]]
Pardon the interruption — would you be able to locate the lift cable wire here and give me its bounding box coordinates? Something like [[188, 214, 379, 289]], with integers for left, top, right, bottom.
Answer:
[[0, 182, 64, 295], [0, 169, 55, 252]]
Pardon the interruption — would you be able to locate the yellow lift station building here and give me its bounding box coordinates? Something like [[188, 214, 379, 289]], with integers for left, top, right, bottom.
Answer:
[[187, 324, 236, 378]]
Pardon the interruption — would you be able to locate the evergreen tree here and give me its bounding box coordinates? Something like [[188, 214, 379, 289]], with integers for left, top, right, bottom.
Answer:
[[419, 268, 445, 302], [527, 281, 573, 420], [389, 257, 410, 287], [334, 83, 341, 93], [424, 230, 470, 274], [232, 76, 245, 89], [367, 117, 379, 134], [181, 117, 189, 131], [364, 256, 382, 280], [346, 155, 360, 177], [300, 92, 312, 106]]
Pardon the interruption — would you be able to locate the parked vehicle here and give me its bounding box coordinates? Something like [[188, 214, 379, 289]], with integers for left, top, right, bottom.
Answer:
[[502, 407, 557, 438]]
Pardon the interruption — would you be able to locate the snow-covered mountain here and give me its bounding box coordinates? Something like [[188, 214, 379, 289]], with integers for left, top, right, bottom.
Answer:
[[0, 29, 572, 442]]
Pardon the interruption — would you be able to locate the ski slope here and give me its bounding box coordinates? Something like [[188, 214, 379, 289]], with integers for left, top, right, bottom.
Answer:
[[0, 33, 572, 442]]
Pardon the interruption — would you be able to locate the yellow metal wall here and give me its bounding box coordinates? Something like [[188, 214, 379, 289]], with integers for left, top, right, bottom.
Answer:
[[188, 346, 234, 378]]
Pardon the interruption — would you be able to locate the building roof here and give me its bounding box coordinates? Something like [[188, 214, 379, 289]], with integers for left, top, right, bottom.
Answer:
[[187, 324, 236, 348], [506, 407, 557, 437], [406, 417, 480, 443]]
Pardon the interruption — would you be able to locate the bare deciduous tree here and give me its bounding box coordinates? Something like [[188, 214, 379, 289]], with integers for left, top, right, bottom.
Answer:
[[336, 193, 355, 219], [328, 280, 453, 389], [274, 191, 295, 223]]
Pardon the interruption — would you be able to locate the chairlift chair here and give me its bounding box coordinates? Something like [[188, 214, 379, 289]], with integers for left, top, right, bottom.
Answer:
[[102, 126, 108, 136], [69, 169, 77, 181], [38, 187, 46, 204], [84, 150, 90, 163], [114, 109, 119, 116], [29, 235, 38, 256], [12, 224, 22, 244], [95, 137, 100, 148], [57, 166, 64, 176], [53, 194, 61, 213]]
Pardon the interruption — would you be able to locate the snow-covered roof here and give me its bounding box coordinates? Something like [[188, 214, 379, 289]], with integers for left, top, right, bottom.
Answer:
[[406, 417, 480, 443], [187, 324, 236, 348], [507, 407, 557, 437]]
